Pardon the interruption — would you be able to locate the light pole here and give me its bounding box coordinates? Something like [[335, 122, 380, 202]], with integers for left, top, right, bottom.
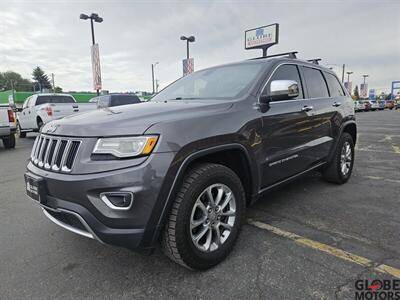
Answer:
[[80, 13, 103, 95], [346, 71, 353, 84], [151, 62, 159, 94], [362, 74, 369, 85], [180, 35, 195, 60]]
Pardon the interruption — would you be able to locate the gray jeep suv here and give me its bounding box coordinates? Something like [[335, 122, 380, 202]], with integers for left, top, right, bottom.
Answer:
[[25, 53, 356, 270]]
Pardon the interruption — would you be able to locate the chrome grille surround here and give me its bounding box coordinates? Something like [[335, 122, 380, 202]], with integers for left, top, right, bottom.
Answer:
[[30, 134, 82, 173]]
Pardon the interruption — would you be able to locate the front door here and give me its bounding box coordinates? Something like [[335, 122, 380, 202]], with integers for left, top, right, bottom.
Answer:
[[260, 64, 316, 188]]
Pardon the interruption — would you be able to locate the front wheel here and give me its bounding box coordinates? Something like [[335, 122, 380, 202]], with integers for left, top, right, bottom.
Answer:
[[162, 163, 245, 270], [322, 132, 354, 184]]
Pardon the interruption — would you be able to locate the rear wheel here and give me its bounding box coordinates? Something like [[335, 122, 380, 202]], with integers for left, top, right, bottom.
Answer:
[[2, 133, 16, 149], [162, 163, 245, 270], [323, 132, 354, 184]]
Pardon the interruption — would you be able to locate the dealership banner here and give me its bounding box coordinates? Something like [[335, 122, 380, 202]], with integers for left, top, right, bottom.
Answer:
[[369, 89, 376, 100], [183, 58, 194, 76], [344, 81, 352, 94], [360, 83, 368, 99], [91, 43, 102, 91]]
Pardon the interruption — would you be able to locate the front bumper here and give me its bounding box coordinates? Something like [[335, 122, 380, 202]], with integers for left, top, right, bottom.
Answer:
[[25, 151, 176, 252]]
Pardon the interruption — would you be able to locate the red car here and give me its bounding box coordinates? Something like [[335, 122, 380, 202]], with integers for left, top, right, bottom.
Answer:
[[385, 100, 396, 110]]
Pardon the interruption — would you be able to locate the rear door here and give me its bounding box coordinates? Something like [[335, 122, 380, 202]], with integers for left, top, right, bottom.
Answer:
[[299, 66, 338, 162], [260, 64, 316, 187]]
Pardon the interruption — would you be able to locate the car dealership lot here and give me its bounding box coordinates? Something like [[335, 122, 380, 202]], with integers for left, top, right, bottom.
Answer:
[[1, 110, 399, 299]]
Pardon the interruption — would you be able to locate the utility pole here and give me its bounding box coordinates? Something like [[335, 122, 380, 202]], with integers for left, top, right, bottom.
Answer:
[[51, 73, 55, 93], [342, 64, 345, 83], [151, 62, 159, 94]]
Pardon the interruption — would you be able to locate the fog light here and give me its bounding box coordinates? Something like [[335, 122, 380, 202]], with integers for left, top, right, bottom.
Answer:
[[100, 192, 133, 210]]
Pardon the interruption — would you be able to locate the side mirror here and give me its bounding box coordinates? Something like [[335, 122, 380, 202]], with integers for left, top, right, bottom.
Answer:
[[269, 80, 299, 101], [14, 107, 23, 113]]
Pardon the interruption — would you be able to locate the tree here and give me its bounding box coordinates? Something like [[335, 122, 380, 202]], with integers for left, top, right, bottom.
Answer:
[[353, 85, 360, 100], [32, 66, 52, 91], [0, 71, 33, 91], [54, 86, 63, 93]]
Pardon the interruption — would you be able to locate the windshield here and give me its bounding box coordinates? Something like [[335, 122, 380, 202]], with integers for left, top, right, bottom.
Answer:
[[36, 95, 75, 105], [151, 63, 264, 101]]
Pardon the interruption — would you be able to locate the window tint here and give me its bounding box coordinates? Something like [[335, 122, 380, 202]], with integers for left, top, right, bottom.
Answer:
[[324, 72, 345, 97], [35, 95, 75, 105], [263, 64, 303, 99], [110, 95, 141, 107], [303, 67, 329, 98]]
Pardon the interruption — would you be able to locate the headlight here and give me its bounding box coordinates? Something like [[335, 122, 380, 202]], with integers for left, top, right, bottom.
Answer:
[[93, 136, 158, 158]]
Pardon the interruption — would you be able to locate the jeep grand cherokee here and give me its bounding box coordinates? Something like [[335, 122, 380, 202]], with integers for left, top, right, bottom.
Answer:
[[25, 53, 356, 270]]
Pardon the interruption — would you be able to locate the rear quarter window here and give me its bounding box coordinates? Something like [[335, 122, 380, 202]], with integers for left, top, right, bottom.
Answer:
[[110, 95, 141, 107], [324, 72, 345, 97]]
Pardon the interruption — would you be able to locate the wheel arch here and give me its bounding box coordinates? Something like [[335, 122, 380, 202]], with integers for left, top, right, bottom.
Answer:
[[148, 144, 258, 248]]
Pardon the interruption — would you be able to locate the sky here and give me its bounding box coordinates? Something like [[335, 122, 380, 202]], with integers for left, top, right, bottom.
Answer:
[[1, 0, 399, 94]]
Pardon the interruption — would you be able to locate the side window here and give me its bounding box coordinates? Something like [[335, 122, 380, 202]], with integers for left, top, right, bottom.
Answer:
[[28, 97, 36, 107], [324, 72, 345, 97], [262, 64, 304, 100], [22, 97, 30, 109], [302, 67, 329, 98]]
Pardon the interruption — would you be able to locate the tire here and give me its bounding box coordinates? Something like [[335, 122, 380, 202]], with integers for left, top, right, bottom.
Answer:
[[322, 132, 354, 184], [162, 163, 245, 270], [37, 118, 44, 131], [17, 121, 26, 138], [3, 133, 16, 149]]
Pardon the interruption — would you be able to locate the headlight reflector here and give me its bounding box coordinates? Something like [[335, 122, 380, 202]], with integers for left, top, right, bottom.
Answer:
[[93, 136, 158, 158]]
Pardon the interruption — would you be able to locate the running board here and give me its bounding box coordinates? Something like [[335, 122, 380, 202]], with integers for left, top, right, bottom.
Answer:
[[258, 162, 326, 194]]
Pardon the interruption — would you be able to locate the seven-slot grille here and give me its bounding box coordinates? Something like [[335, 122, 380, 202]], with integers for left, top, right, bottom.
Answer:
[[31, 135, 82, 173]]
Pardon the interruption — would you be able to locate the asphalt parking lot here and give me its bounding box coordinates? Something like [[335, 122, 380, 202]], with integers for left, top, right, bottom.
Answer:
[[1, 110, 399, 300]]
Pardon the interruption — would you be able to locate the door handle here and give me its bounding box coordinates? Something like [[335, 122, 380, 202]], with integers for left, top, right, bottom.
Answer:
[[301, 106, 313, 112], [332, 102, 341, 107]]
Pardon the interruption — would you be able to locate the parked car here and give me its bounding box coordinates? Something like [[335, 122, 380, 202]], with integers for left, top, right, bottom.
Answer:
[[25, 54, 356, 270], [378, 100, 386, 110], [368, 100, 380, 111], [362, 100, 372, 111], [385, 100, 396, 110], [89, 94, 142, 108], [0, 105, 16, 149], [354, 100, 364, 112], [16, 93, 96, 137]]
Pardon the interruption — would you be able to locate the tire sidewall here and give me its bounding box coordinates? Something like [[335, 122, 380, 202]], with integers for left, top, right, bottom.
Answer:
[[336, 133, 354, 182], [176, 166, 245, 268]]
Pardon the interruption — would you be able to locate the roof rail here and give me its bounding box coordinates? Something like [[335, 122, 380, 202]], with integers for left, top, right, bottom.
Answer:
[[307, 58, 321, 65], [250, 51, 298, 60]]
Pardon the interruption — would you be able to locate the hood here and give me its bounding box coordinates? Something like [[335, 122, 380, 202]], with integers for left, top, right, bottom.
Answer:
[[41, 100, 233, 137]]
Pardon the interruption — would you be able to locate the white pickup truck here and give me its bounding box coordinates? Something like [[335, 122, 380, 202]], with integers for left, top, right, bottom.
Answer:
[[16, 93, 96, 138], [0, 105, 16, 149]]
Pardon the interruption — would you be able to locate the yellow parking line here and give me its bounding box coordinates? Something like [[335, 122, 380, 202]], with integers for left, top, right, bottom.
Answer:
[[247, 219, 400, 279], [362, 176, 400, 184]]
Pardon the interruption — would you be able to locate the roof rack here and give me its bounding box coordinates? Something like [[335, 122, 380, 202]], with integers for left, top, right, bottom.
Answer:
[[250, 51, 298, 60], [307, 58, 321, 65]]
